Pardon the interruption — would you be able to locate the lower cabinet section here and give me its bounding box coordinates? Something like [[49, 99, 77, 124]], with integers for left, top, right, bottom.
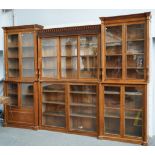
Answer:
[[99, 84, 147, 144], [4, 81, 147, 144], [4, 81, 38, 129], [39, 82, 98, 135]]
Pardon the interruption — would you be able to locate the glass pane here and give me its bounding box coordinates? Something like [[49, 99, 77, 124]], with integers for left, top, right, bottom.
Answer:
[[42, 38, 57, 78], [80, 36, 98, 78], [21, 83, 34, 108], [7, 34, 19, 78], [42, 83, 66, 128], [106, 56, 122, 78], [105, 26, 122, 79], [127, 24, 145, 79], [125, 86, 144, 137], [22, 33, 34, 77], [104, 86, 120, 135], [7, 83, 18, 107], [70, 85, 97, 132], [61, 37, 77, 78]]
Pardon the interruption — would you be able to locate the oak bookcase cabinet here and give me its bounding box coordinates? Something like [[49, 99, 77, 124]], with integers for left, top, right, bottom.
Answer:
[[99, 12, 150, 145], [3, 12, 150, 145], [3, 25, 43, 129]]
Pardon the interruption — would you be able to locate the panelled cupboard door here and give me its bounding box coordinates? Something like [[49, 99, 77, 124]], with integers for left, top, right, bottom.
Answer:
[[7, 34, 20, 79], [101, 84, 145, 141], [41, 83, 66, 128], [103, 22, 147, 82], [69, 84, 97, 133]]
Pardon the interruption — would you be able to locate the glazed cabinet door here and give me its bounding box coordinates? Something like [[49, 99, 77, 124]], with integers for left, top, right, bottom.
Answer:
[[124, 85, 144, 138], [21, 83, 34, 108], [40, 38, 58, 79], [126, 23, 145, 80], [103, 86, 121, 135], [79, 35, 98, 79], [6, 82, 18, 107], [6, 34, 20, 79], [69, 84, 97, 133], [21, 32, 36, 80], [105, 26, 122, 80], [41, 83, 66, 128], [61, 37, 78, 79]]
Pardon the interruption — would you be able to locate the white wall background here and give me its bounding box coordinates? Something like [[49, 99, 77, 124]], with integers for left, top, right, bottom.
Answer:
[[0, 9, 155, 138]]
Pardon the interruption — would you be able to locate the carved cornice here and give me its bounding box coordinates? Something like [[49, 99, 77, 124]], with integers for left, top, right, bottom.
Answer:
[[38, 24, 101, 37], [100, 12, 151, 24], [3, 24, 44, 31]]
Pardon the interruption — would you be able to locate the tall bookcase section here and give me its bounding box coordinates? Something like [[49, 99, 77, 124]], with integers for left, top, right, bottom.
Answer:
[[38, 25, 101, 136], [99, 13, 150, 145], [3, 25, 43, 129]]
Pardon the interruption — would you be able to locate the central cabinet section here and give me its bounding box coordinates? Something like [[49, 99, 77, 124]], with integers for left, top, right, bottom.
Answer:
[[39, 83, 98, 135]]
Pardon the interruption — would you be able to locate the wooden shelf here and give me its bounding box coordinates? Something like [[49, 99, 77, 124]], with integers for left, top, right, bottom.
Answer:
[[8, 46, 18, 48], [127, 39, 144, 42], [125, 116, 142, 121], [126, 53, 144, 55], [106, 53, 122, 56], [61, 55, 77, 57], [70, 113, 96, 119], [42, 101, 65, 105], [70, 103, 96, 107], [43, 112, 65, 117], [104, 91, 120, 95], [105, 115, 120, 119], [22, 93, 33, 96], [125, 92, 142, 96], [8, 57, 19, 59], [43, 90, 64, 93], [127, 67, 144, 69], [8, 92, 18, 95], [70, 91, 96, 95], [125, 108, 143, 112], [105, 107, 120, 110], [42, 56, 57, 58], [106, 67, 122, 69]]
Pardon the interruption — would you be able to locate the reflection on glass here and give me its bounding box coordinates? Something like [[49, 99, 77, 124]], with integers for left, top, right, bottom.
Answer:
[[104, 86, 120, 135], [42, 83, 66, 128], [42, 38, 57, 78], [125, 86, 144, 137], [61, 37, 77, 78], [7, 83, 18, 107], [70, 85, 97, 132], [7, 34, 19, 78], [80, 36, 98, 78], [127, 24, 145, 79], [105, 26, 122, 79], [22, 33, 34, 77], [21, 83, 34, 108]]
